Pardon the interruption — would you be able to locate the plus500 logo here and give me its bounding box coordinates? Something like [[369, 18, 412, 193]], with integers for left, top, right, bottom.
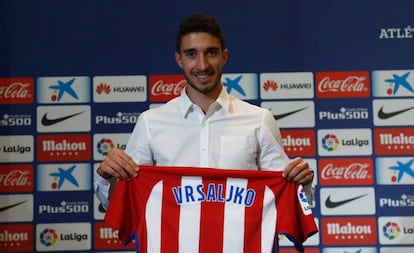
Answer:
[[39, 201, 89, 214], [319, 109, 369, 120], [1, 115, 32, 126]]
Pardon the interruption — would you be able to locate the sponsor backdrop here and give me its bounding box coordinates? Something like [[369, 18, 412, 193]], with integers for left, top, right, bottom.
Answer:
[[1, 1, 413, 253]]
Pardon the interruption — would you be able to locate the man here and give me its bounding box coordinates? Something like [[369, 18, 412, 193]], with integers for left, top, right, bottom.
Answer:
[[94, 13, 314, 209]]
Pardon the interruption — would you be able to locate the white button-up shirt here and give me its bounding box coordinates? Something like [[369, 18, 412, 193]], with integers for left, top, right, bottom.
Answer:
[[95, 88, 297, 208], [127, 88, 289, 170]]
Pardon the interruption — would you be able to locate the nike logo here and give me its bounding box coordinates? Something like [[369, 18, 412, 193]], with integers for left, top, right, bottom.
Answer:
[[41, 111, 84, 126], [378, 106, 414, 119], [273, 107, 308, 121], [325, 194, 367, 208], [0, 200, 28, 212]]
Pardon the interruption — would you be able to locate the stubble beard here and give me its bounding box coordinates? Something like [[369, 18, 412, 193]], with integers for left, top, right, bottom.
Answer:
[[185, 70, 223, 95]]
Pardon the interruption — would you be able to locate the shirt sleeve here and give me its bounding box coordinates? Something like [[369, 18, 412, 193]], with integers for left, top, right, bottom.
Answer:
[[258, 109, 291, 171], [125, 112, 153, 165], [303, 182, 315, 204], [260, 109, 315, 203], [276, 183, 318, 252], [93, 173, 111, 210], [104, 179, 140, 244]]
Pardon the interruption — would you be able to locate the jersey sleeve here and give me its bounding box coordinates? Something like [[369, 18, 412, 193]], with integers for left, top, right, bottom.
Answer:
[[276, 182, 318, 252], [104, 179, 140, 244]]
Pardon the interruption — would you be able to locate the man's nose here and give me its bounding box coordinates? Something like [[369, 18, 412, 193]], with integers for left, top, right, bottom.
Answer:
[[198, 54, 210, 70]]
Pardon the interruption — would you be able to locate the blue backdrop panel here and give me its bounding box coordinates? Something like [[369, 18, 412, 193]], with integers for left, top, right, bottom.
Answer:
[[1, 0, 414, 252]]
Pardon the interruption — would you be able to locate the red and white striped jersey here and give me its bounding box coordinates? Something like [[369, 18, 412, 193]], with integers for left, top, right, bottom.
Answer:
[[104, 166, 318, 253]]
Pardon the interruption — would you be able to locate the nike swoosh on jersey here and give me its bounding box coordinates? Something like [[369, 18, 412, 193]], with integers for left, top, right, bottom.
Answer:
[[325, 194, 367, 208], [41, 111, 84, 126], [378, 106, 414, 119], [0, 200, 28, 212], [274, 107, 308, 121]]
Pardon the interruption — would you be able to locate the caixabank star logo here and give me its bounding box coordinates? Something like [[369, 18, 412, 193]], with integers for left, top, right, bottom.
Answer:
[[36, 163, 91, 192], [36, 76, 91, 104], [372, 70, 414, 97], [376, 157, 414, 185]]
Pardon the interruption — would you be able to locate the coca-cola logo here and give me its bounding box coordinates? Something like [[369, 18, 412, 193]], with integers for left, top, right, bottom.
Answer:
[[0, 82, 31, 98], [151, 79, 186, 96], [0, 170, 31, 187], [318, 76, 366, 92], [321, 162, 370, 180], [0, 78, 34, 104]]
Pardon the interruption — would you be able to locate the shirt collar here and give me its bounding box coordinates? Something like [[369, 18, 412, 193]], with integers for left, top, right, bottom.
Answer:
[[178, 86, 232, 118]]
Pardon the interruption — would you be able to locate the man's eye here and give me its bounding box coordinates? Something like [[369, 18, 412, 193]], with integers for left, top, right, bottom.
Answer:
[[185, 52, 196, 58], [207, 50, 218, 57]]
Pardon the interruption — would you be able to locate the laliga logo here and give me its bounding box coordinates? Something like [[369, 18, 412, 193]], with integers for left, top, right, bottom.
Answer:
[[322, 134, 340, 151], [298, 187, 308, 204], [298, 186, 312, 214], [97, 138, 115, 156], [40, 228, 58, 247], [383, 222, 401, 240]]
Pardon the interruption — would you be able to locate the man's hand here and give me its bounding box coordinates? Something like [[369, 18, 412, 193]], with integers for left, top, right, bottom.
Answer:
[[282, 157, 314, 185], [96, 149, 139, 180]]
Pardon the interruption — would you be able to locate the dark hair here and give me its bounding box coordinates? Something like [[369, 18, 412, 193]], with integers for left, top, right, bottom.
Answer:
[[175, 14, 226, 53]]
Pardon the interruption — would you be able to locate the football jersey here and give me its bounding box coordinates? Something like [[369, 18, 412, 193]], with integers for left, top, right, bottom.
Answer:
[[104, 165, 318, 253]]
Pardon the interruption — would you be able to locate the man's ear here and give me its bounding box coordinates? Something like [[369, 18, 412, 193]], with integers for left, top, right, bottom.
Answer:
[[175, 52, 183, 68], [222, 48, 229, 65]]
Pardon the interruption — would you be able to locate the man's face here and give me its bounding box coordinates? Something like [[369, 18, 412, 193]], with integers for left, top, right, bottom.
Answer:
[[175, 32, 228, 95]]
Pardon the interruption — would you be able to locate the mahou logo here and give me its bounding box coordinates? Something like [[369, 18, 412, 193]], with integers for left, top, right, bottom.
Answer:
[[281, 129, 316, 157], [0, 165, 34, 192], [37, 134, 91, 162], [93, 222, 136, 250], [375, 128, 414, 155], [316, 71, 370, 98], [322, 217, 377, 245], [149, 75, 186, 102], [0, 224, 33, 252], [0, 77, 34, 104], [319, 158, 374, 186]]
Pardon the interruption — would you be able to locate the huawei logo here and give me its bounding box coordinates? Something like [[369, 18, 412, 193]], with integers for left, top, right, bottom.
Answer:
[[96, 83, 111, 94], [263, 80, 278, 91]]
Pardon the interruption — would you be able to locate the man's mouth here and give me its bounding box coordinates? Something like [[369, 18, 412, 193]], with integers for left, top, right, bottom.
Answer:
[[194, 71, 214, 82]]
